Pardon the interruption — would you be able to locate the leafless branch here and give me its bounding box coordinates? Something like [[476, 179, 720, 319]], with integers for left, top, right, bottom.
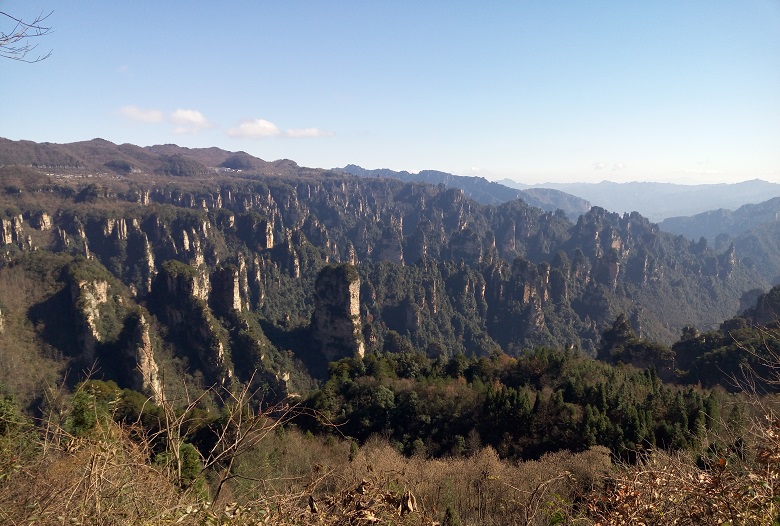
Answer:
[[0, 10, 53, 63]]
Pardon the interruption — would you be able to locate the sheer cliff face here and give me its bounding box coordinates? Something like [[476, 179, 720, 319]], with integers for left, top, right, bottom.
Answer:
[[312, 264, 365, 363], [70, 278, 110, 360], [155, 261, 234, 386], [125, 313, 162, 402]]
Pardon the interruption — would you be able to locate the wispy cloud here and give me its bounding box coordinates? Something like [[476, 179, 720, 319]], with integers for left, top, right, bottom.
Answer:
[[119, 109, 330, 138], [285, 127, 334, 138], [593, 161, 625, 171], [170, 109, 212, 134], [227, 118, 333, 139], [119, 105, 163, 123], [227, 119, 281, 138]]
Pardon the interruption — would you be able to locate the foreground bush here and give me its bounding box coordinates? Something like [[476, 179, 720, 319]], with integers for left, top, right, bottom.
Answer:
[[0, 421, 184, 525], [0, 405, 612, 525], [2, 377, 780, 525], [587, 407, 780, 525]]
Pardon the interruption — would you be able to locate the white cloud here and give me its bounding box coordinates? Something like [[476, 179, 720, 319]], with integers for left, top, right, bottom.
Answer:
[[227, 119, 282, 138], [227, 118, 334, 139], [119, 105, 163, 123], [285, 127, 334, 138], [170, 109, 212, 134]]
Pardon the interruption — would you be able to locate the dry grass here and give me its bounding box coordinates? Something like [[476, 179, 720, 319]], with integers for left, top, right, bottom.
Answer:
[[0, 421, 187, 525], [337, 438, 611, 525], [587, 416, 780, 526], [1, 409, 613, 526], [10, 379, 780, 526]]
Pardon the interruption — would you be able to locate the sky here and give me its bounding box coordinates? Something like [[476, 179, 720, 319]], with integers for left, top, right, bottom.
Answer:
[[1, 1, 779, 185]]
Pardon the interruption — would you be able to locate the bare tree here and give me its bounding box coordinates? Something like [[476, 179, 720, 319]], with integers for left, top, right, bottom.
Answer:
[[1, 10, 53, 62]]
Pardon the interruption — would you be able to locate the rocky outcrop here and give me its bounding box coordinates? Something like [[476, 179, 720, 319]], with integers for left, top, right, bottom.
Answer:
[[211, 265, 242, 315], [312, 264, 365, 362], [376, 225, 404, 265], [70, 278, 110, 361], [447, 228, 483, 265], [0, 220, 10, 245], [155, 260, 233, 385], [30, 212, 52, 230], [162, 261, 210, 303], [0, 214, 25, 247], [124, 312, 163, 402], [719, 244, 736, 279], [132, 223, 157, 294]]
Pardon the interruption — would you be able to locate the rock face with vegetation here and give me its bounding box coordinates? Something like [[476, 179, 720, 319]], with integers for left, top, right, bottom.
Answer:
[[659, 196, 780, 286], [312, 264, 365, 362], [122, 311, 162, 399], [337, 163, 592, 219], [0, 138, 775, 403]]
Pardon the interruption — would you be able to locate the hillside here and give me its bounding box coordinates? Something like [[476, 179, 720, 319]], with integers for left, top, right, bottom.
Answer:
[[0, 137, 314, 179], [660, 196, 780, 240], [654, 197, 780, 286], [731, 220, 780, 286]]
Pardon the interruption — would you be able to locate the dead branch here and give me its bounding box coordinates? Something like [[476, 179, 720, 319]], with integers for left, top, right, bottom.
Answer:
[[0, 10, 53, 63]]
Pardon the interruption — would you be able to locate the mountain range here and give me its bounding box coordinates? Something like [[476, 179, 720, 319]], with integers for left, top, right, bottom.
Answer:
[[0, 137, 777, 408], [336, 165, 592, 220], [499, 178, 780, 222], [660, 196, 780, 240]]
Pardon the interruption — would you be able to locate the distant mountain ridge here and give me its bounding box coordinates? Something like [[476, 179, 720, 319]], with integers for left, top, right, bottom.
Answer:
[[660, 197, 780, 240], [656, 196, 780, 286], [0, 137, 312, 178], [337, 165, 591, 219], [498, 179, 780, 222]]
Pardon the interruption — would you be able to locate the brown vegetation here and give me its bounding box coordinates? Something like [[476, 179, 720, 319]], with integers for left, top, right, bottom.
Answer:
[[2, 375, 780, 525], [587, 417, 780, 525]]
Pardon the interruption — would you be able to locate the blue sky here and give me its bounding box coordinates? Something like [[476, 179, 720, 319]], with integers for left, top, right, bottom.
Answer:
[[1, 1, 779, 184]]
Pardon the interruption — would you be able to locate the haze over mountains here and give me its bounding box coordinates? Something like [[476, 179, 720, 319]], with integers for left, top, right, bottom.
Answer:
[[498, 178, 780, 223], [339, 163, 780, 286], [660, 197, 780, 240], [3, 137, 776, 225], [339, 163, 780, 224], [336, 165, 592, 220]]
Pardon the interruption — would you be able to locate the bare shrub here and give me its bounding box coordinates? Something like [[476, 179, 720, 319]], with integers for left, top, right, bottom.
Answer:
[[586, 439, 779, 525], [342, 438, 611, 525], [2, 389, 615, 526], [0, 420, 186, 525]]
